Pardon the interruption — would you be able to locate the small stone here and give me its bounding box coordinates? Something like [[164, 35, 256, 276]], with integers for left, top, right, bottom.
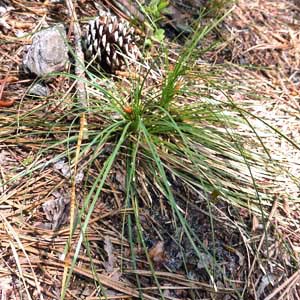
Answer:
[[22, 24, 68, 77], [28, 83, 49, 97], [15, 29, 26, 38]]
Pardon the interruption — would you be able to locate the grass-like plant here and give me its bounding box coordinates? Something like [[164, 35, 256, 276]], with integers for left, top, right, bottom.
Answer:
[[1, 6, 296, 300], [56, 11, 280, 298]]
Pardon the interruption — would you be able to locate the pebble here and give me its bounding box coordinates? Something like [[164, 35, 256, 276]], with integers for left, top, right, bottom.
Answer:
[[28, 83, 49, 97], [22, 24, 69, 77]]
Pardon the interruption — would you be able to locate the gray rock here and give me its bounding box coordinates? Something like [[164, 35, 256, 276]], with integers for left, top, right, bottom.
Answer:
[[28, 83, 49, 97], [0, 1, 14, 17], [22, 24, 68, 77]]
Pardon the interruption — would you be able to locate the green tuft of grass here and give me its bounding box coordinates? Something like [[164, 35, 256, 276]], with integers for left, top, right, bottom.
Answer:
[[56, 9, 279, 297], [1, 5, 297, 299]]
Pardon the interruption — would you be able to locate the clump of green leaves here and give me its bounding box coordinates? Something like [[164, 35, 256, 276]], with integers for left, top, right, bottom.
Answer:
[[145, 0, 169, 19], [139, 0, 169, 44]]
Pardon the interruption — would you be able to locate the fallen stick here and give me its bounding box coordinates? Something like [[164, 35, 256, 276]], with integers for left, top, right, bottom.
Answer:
[[62, 1, 89, 298], [65, 0, 88, 109]]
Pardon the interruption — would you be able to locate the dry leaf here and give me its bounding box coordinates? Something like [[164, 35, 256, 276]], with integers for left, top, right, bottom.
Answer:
[[54, 159, 84, 183], [149, 241, 165, 264], [103, 236, 121, 281], [42, 191, 70, 230], [104, 236, 115, 273], [252, 214, 259, 232]]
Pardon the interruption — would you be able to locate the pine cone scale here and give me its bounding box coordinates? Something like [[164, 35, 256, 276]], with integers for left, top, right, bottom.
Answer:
[[83, 11, 140, 72]]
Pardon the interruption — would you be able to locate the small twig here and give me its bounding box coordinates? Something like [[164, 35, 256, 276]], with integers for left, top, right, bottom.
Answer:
[[61, 111, 86, 299], [61, 0, 89, 298], [65, 0, 88, 108]]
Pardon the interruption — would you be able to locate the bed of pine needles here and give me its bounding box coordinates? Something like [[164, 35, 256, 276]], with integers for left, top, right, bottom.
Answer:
[[0, 0, 299, 299]]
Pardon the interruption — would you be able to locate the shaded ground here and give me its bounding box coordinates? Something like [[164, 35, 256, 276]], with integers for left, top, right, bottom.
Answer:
[[0, 0, 300, 299]]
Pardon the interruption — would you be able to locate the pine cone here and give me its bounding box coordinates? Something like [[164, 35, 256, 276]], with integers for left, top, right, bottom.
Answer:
[[83, 12, 140, 72]]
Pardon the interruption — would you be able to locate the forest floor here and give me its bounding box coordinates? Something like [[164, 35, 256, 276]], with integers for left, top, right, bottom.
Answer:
[[0, 0, 299, 299]]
